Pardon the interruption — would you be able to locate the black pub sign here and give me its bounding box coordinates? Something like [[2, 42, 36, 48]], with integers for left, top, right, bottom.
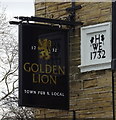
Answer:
[[19, 23, 69, 110]]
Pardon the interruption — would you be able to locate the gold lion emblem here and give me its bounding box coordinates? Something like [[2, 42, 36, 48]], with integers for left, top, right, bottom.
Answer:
[[38, 39, 51, 60]]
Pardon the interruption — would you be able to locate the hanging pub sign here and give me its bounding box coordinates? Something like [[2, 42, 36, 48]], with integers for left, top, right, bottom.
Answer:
[[18, 23, 69, 110]]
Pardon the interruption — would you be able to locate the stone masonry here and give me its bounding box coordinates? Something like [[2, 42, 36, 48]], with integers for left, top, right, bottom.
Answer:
[[34, 2, 113, 119]]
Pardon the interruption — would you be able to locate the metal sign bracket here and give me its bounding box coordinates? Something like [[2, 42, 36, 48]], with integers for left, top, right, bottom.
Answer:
[[9, 4, 83, 29]]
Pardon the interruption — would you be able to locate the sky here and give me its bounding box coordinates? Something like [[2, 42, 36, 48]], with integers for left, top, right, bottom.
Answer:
[[0, 0, 35, 19]]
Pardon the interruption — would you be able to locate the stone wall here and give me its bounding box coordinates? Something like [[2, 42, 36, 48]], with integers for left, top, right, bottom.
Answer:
[[34, 2, 113, 119]]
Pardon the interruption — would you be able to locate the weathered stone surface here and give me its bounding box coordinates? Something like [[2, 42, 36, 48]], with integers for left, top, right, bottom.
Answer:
[[34, 2, 113, 119]]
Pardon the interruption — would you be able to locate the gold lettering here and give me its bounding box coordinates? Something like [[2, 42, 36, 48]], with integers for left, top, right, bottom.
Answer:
[[39, 64, 44, 73], [45, 64, 52, 73], [32, 73, 37, 83], [41, 75, 49, 84], [58, 66, 65, 75], [23, 62, 31, 72], [50, 75, 56, 84], [53, 65, 57, 74], [33, 74, 57, 85], [38, 74, 41, 83], [31, 63, 39, 72], [23, 62, 65, 76]]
